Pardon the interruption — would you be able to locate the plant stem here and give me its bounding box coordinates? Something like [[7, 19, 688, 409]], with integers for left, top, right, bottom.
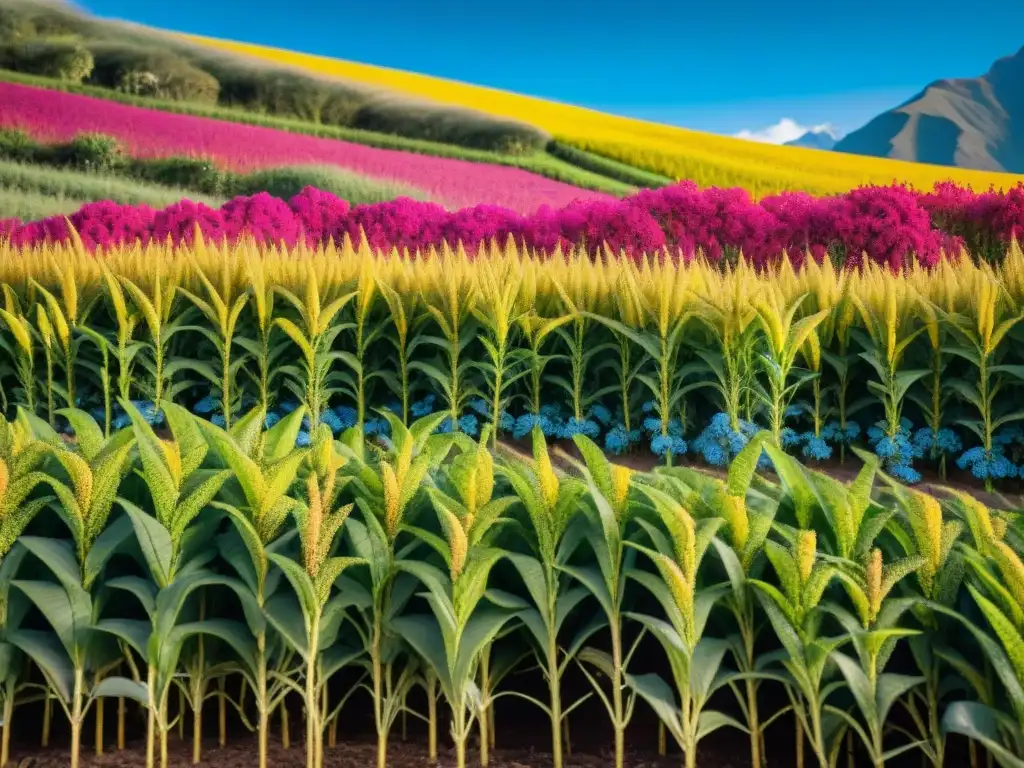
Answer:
[[610, 619, 625, 768], [146, 667, 156, 768], [281, 700, 290, 750], [479, 650, 491, 768], [546, 584, 564, 768], [42, 693, 51, 747], [427, 671, 437, 762], [0, 689, 12, 768], [795, 710, 804, 768], [219, 677, 227, 748], [257, 655, 269, 768], [305, 616, 320, 768], [372, 612, 386, 768], [95, 691, 104, 756], [69, 667, 84, 768], [117, 697, 125, 750]]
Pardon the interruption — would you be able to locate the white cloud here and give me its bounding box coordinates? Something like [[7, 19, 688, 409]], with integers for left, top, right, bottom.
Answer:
[[734, 118, 839, 144]]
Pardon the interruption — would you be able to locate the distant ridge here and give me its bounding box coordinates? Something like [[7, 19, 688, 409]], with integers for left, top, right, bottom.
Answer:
[[784, 127, 840, 151], [834, 45, 1024, 173]]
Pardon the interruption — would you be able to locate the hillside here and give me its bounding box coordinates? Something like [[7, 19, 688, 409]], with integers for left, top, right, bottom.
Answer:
[[834, 46, 1024, 173], [182, 33, 1024, 196]]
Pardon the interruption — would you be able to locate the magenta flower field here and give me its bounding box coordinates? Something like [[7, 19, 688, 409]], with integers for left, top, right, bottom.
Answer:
[[4, 180, 1023, 269], [0, 82, 610, 213]]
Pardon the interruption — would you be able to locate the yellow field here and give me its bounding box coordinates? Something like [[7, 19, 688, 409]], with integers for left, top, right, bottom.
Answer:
[[180, 33, 1024, 196]]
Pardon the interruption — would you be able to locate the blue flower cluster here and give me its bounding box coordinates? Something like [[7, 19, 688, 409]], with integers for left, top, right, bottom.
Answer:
[[867, 420, 921, 483], [912, 427, 962, 460], [801, 434, 833, 461], [640, 402, 686, 457], [821, 420, 861, 446], [957, 446, 1018, 481], [511, 403, 602, 442], [604, 425, 644, 455], [690, 412, 757, 467]]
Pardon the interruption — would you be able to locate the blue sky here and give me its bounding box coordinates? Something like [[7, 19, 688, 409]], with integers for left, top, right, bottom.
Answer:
[[79, 0, 1024, 141]]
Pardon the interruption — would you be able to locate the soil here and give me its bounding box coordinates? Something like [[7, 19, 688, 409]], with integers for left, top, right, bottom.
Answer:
[[523, 436, 1024, 509], [11, 736, 742, 768]]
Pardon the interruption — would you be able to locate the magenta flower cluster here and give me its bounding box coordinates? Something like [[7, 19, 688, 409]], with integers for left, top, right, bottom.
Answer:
[[3, 180, 1024, 268]]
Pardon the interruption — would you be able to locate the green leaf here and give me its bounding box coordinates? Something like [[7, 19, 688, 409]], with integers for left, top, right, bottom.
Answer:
[[393, 613, 452, 693], [12, 580, 89, 659], [83, 515, 133, 589], [624, 671, 684, 744], [8, 629, 73, 702], [263, 592, 308, 657], [92, 676, 148, 704], [119, 499, 173, 588], [943, 701, 1024, 768], [696, 710, 748, 740]]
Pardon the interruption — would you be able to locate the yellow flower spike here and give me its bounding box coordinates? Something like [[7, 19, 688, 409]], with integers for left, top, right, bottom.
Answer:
[[534, 440, 560, 511], [865, 548, 883, 624], [304, 472, 324, 577], [656, 553, 695, 641], [159, 439, 182, 490], [610, 464, 633, 518], [719, 492, 749, 554], [796, 529, 817, 584], [381, 462, 402, 541], [990, 541, 1024, 615], [0, 458, 8, 502], [993, 516, 1009, 541], [474, 447, 495, 513], [442, 507, 468, 581]]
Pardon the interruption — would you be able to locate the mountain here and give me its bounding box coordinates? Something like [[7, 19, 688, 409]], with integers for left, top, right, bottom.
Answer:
[[833, 46, 1024, 173], [784, 127, 840, 151]]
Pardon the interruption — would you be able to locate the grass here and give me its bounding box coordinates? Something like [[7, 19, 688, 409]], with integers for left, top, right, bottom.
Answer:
[[547, 141, 676, 188], [229, 164, 432, 203], [187, 32, 1024, 197], [0, 159, 224, 217], [0, 69, 635, 197]]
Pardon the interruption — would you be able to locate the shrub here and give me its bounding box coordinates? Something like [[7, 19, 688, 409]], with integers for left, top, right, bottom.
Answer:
[[320, 88, 367, 127], [87, 43, 220, 104], [0, 7, 35, 42], [352, 99, 550, 155], [52, 132, 125, 172], [208, 64, 369, 124], [0, 127, 38, 162], [130, 155, 229, 195], [2, 40, 95, 83]]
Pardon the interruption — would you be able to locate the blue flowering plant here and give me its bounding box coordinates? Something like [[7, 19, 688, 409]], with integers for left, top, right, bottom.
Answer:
[[867, 419, 922, 484], [956, 446, 1018, 483], [911, 427, 961, 479], [638, 400, 688, 464], [923, 285, 1024, 489], [690, 412, 760, 468]]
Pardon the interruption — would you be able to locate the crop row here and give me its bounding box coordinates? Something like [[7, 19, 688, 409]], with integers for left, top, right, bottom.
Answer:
[[3, 179, 1024, 268], [0, 383, 1020, 768], [0, 82, 608, 213], [1, 240, 1024, 491]]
